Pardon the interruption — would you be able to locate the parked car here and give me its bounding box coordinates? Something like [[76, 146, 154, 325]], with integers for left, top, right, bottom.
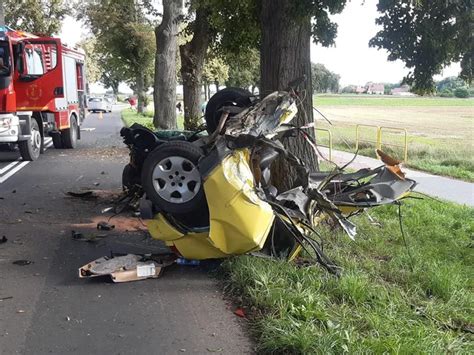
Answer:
[[88, 97, 113, 113]]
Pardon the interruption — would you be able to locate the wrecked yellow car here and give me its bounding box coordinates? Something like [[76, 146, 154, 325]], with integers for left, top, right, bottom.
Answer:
[[120, 83, 416, 274]]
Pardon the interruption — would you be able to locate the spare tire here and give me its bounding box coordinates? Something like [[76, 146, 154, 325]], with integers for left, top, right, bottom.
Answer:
[[205, 87, 252, 133], [141, 141, 206, 214]]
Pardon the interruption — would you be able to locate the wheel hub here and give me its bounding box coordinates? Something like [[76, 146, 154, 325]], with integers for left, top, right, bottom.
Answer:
[[152, 156, 201, 204]]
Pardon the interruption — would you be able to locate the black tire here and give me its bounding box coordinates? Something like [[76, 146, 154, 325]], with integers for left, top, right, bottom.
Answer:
[[52, 133, 63, 149], [141, 141, 206, 214], [205, 87, 253, 133], [122, 164, 141, 191], [19, 119, 41, 161], [61, 115, 78, 149]]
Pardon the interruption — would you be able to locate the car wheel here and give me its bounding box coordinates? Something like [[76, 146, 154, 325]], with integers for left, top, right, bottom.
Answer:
[[205, 87, 253, 133], [141, 141, 206, 214], [19, 119, 41, 161], [61, 115, 78, 149]]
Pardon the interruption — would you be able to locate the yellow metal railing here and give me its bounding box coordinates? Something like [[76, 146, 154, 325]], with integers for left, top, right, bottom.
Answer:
[[314, 128, 333, 162], [379, 126, 408, 162], [355, 124, 380, 151], [355, 124, 408, 162]]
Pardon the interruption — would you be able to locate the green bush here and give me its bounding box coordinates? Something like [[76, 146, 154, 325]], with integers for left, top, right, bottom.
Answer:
[[439, 89, 453, 97], [454, 87, 469, 98]]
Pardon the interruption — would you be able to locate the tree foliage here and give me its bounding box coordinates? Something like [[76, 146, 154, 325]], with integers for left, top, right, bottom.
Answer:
[[311, 63, 340, 93], [78, 0, 156, 112], [225, 48, 260, 92], [202, 52, 229, 86], [4, 0, 69, 36], [371, 0, 473, 95]]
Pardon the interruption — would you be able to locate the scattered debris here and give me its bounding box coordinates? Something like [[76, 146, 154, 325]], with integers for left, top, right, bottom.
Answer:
[[97, 221, 115, 231], [101, 207, 114, 214], [17, 309, 25, 313], [67, 190, 96, 199], [207, 348, 223, 353], [234, 308, 246, 318], [12, 260, 33, 266], [0, 296, 13, 301], [93, 182, 100, 186], [71, 230, 107, 243], [79, 254, 175, 283], [0, 236, 7, 244]]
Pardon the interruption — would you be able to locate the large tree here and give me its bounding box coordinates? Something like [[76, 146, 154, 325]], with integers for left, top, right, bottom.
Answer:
[[370, 0, 473, 94], [79, 0, 155, 113], [154, 0, 181, 129], [4, 0, 69, 35], [261, 0, 346, 188], [179, 3, 212, 130]]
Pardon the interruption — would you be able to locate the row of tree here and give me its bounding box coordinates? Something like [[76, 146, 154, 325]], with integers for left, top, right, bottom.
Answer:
[[4, 0, 472, 181]]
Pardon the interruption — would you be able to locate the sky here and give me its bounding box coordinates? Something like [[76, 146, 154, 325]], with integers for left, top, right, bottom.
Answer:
[[59, 0, 461, 91]]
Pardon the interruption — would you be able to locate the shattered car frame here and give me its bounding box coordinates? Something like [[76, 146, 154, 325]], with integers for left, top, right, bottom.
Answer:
[[120, 82, 416, 274]]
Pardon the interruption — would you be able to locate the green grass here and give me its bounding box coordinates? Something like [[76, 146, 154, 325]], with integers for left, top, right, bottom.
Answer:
[[222, 199, 474, 354], [121, 108, 184, 130], [314, 94, 474, 107]]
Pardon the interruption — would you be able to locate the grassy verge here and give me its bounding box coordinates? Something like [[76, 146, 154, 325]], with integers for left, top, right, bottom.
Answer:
[[222, 199, 473, 353], [121, 108, 184, 130]]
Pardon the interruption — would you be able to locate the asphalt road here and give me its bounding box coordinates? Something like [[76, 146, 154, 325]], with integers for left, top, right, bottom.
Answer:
[[0, 108, 253, 354]]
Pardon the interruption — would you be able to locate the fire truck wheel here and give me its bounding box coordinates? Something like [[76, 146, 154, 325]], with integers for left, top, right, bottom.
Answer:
[[52, 133, 63, 149], [62, 115, 78, 149], [19, 119, 41, 161]]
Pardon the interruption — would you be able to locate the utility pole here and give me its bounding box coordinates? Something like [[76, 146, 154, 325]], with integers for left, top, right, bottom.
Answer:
[[0, 0, 4, 27]]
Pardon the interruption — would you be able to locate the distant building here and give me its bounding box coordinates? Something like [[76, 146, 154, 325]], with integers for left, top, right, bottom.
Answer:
[[355, 86, 366, 94], [366, 83, 385, 95], [391, 84, 415, 96]]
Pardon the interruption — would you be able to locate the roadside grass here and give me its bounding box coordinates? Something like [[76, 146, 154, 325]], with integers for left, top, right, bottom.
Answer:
[[222, 198, 474, 354], [121, 108, 184, 130]]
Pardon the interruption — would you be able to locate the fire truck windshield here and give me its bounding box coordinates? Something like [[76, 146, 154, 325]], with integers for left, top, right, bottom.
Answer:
[[0, 42, 10, 76]]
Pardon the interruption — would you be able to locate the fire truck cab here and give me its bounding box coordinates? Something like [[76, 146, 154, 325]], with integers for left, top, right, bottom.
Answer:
[[0, 26, 87, 161]]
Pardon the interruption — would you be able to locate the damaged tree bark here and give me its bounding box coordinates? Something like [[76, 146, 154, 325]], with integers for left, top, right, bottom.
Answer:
[[179, 5, 210, 130], [261, 0, 319, 191], [154, 0, 181, 129]]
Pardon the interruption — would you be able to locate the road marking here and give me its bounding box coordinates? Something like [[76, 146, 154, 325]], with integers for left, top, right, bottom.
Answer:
[[0, 137, 53, 184], [0, 159, 20, 174], [0, 161, 29, 183]]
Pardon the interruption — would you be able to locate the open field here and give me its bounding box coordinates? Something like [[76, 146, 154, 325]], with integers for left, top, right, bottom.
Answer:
[[223, 198, 474, 353], [313, 95, 474, 181], [315, 95, 474, 107]]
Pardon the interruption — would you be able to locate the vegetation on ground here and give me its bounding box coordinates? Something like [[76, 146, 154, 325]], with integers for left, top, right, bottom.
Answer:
[[121, 109, 183, 130], [222, 198, 474, 354]]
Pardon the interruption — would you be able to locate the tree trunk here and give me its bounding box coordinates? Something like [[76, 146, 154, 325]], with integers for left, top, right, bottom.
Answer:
[[203, 83, 208, 101], [136, 72, 146, 114], [154, 0, 181, 129], [261, 0, 318, 191], [179, 5, 209, 130]]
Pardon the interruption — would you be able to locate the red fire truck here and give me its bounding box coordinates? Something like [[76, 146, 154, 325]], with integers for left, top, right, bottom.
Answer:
[[0, 26, 86, 160]]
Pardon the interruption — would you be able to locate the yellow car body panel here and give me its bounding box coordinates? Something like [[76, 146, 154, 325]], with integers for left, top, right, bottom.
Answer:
[[204, 149, 275, 255], [147, 149, 274, 259]]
